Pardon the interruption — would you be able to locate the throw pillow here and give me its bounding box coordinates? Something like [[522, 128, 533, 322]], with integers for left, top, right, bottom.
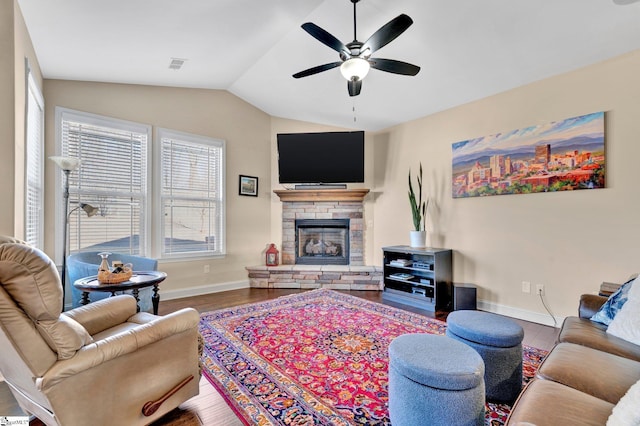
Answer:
[[607, 378, 640, 426], [606, 286, 640, 346], [591, 277, 636, 325]]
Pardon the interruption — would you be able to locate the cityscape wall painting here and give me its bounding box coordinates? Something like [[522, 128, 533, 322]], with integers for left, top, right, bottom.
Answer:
[[452, 111, 605, 198]]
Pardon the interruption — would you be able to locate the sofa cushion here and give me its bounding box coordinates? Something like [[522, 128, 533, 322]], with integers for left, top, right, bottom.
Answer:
[[536, 342, 640, 404], [607, 378, 640, 426], [591, 277, 635, 325], [506, 379, 614, 426], [558, 317, 640, 362]]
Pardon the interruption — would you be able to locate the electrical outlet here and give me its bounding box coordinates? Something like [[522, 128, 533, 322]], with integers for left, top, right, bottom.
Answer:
[[536, 284, 544, 295], [204, 264, 210, 273], [521, 281, 531, 293]]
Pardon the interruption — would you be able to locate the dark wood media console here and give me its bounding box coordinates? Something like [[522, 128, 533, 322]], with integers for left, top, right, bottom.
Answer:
[[382, 246, 453, 311]]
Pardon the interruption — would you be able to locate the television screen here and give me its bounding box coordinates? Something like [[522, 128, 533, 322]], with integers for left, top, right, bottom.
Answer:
[[277, 131, 365, 184]]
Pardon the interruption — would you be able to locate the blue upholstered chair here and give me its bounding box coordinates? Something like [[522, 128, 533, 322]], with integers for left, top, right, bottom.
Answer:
[[67, 252, 158, 312]]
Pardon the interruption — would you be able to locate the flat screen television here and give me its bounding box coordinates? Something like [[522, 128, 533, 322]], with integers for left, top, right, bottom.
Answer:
[[277, 131, 365, 184]]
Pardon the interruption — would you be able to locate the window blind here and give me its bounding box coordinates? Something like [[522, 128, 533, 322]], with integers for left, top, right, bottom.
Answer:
[[158, 128, 225, 257], [58, 108, 150, 255], [25, 69, 44, 248]]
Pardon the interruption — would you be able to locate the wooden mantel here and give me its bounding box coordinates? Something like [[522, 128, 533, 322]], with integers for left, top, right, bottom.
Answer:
[[274, 188, 370, 202]]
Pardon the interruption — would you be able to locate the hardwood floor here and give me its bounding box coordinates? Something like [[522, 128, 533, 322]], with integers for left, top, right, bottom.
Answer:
[[2, 288, 559, 425]]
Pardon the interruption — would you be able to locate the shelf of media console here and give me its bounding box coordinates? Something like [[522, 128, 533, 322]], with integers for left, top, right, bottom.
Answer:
[[383, 287, 436, 307], [385, 263, 434, 274], [386, 275, 434, 287]]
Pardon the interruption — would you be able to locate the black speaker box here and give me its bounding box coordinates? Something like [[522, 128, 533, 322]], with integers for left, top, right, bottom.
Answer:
[[453, 283, 477, 311]]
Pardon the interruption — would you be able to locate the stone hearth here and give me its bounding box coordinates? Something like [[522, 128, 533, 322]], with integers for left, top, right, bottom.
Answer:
[[246, 265, 382, 291]]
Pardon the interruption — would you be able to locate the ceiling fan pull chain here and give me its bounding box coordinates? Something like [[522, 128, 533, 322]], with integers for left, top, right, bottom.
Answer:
[[353, 101, 357, 123]]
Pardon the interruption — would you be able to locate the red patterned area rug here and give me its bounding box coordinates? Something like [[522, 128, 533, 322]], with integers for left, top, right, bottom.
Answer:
[[199, 289, 547, 425]]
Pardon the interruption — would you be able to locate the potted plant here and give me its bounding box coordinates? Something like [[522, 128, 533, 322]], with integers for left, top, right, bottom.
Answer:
[[408, 163, 429, 247]]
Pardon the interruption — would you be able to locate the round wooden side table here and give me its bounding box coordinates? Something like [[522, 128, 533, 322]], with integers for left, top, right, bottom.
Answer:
[[73, 271, 167, 314]]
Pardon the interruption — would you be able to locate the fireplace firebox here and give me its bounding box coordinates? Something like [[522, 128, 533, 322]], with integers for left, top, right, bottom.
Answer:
[[295, 219, 350, 265]]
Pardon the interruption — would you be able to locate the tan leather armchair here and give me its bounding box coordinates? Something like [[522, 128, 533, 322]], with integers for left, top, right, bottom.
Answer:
[[0, 237, 200, 425]]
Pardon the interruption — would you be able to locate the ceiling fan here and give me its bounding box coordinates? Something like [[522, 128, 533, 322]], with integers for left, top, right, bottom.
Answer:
[[292, 0, 420, 97]]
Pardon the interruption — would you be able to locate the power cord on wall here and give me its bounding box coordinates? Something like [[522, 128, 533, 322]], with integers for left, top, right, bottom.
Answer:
[[537, 289, 558, 327]]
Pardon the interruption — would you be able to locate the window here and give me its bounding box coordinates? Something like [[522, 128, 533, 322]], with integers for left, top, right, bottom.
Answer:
[[157, 128, 225, 258], [25, 64, 44, 248], [56, 108, 151, 256], [55, 109, 225, 260]]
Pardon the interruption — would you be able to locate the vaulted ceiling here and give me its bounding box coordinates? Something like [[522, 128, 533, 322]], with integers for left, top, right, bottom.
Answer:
[[18, 0, 640, 131]]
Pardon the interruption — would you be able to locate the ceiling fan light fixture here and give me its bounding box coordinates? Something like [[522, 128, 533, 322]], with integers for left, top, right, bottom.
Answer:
[[340, 57, 370, 81]]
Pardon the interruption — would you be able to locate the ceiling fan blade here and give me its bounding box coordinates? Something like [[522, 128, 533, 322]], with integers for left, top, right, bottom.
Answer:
[[301, 22, 348, 54], [293, 62, 342, 79], [361, 14, 413, 55], [347, 79, 362, 97], [370, 58, 420, 76]]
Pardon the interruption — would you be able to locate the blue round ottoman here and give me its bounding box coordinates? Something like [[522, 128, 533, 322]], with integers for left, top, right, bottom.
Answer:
[[446, 310, 524, 403], [388, 334, 486, 426]]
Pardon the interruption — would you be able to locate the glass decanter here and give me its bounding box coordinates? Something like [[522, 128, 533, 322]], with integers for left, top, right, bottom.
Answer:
[[97, 252, 112, 272]]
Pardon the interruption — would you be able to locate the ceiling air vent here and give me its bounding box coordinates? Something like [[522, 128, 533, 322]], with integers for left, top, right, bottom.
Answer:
[[168, 58, 186, 70]]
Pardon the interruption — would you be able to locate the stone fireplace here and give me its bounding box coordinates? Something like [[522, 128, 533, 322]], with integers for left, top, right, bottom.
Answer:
[[276, 189, 369, 265], [246, 189, 382, 291]]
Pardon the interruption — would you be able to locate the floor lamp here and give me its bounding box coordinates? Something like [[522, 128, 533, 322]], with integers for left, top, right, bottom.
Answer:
[[50, 156, 99, 310]]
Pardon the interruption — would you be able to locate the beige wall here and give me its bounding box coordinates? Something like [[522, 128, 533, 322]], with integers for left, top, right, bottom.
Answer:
[[0, 0, 42, 238], [0, 1, 16, 236], [43, 81, 272, 296], [370, 49, 640, 324], [14, 2, 42, 239]]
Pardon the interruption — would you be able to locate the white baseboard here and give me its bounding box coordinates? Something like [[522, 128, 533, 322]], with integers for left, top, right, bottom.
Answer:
[[161, 280, 250, 301], [478, 299, 564, 328]]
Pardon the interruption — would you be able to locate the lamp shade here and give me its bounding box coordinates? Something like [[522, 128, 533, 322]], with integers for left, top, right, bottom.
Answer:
[[340, 58, 370, 81], [49, 156, 81, 171], [80, 203, 99, 217]]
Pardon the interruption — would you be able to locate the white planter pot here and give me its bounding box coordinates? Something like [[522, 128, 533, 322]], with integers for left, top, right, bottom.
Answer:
[[409, 231, 427, 248]]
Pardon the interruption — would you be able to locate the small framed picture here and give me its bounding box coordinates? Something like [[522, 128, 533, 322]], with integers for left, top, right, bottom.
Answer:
[[239, 175, 258, 197]]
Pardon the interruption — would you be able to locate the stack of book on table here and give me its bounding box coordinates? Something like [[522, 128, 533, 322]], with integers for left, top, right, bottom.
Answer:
[[389, 258, 412, 267], [389, 272, 414, 281]]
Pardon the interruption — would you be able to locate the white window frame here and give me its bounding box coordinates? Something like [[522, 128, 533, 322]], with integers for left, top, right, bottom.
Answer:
[[154, 127, 226, 260], [54, 107, 152, 261], [24, 60, 45, 248]]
